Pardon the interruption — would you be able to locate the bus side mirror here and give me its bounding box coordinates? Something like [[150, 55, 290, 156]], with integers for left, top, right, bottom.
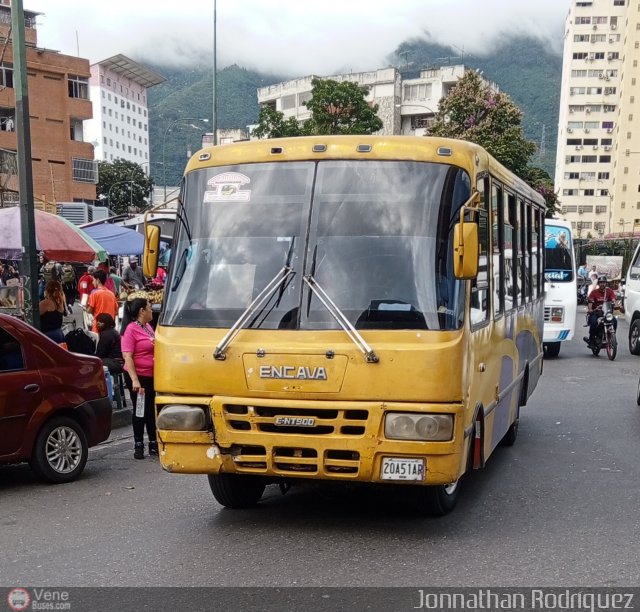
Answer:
[[453, 222, 479, 279], [144, 224, 160, 278]]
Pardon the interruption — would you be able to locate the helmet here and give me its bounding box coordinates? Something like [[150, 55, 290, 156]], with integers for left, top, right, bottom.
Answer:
[[598, 275, 608, 285]]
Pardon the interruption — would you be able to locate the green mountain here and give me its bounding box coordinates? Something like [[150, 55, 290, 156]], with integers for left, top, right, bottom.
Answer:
[[147, 64, 284, 186], [389, 36, 561, 175], [146, 35, 561, 186]]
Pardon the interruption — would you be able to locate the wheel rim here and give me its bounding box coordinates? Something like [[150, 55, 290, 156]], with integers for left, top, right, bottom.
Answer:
[[632, 325, 640, 350], [444, 481, 459, 495], [46, 426, 82, 473]]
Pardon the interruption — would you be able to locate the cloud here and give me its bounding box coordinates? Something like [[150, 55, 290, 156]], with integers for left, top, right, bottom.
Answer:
[[27, 0, 568, 75]]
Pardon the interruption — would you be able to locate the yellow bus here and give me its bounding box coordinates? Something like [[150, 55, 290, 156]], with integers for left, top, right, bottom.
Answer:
[[145, 135, 546, 515]]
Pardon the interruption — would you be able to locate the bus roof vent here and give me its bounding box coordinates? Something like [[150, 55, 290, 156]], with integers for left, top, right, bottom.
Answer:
[[270, 147, 284, 155], [356, 144, 372, 153], [437, 147, 453, 157], [312, 144, 327, 153]]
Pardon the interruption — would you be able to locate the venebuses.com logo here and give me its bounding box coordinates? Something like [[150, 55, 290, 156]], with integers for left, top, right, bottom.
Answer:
[[7, 589, 30, 612]]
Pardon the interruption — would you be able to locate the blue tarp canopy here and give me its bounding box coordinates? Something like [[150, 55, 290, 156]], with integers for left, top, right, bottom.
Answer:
[[82, 223, 144, 256]]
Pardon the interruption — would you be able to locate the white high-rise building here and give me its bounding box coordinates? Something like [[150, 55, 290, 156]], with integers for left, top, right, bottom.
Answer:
[[555, 0, 633, 239], [85, 54, 165, 167]]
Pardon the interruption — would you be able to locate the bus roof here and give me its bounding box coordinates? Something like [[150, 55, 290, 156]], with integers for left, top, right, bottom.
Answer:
[[185, 135, 545, 210]]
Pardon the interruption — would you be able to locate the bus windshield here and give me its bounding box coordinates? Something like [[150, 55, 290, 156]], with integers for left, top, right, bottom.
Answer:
[[162, 160, 470, 331], [544, 223, 574, 282]]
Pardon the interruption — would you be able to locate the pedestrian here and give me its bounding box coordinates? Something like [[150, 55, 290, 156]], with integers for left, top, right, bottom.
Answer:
[[121, 297, 157, 459], [38, 280, 67, 343], [587, 265, 598, 296], [61, 262, 77, 315], [110, 266, 123, 297], [97, 261, 117, 295], [122, 256, 146, 291], [78, 265, 96, 305], [86, 269, 118, 333], [94, 313, 124, 375]]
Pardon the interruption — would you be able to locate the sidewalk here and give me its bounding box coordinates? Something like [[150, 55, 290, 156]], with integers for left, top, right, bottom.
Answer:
[[63, 302, 133, 430]]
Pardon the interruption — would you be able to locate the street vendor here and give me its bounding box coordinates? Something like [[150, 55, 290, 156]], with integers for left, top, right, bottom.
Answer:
[[122, 256, 146, 291]]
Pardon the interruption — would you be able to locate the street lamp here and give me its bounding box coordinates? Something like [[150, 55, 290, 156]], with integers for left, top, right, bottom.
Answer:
[[162, 118, 209, 199], [108, 180, 135, 212]]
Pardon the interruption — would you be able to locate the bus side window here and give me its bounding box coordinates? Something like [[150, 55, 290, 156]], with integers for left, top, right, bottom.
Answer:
[[470, 208, 490, 326], [491, 181, 503, 317]]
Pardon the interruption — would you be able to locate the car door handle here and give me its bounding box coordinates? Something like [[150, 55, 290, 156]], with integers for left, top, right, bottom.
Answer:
[[23, 384, 40, 393]]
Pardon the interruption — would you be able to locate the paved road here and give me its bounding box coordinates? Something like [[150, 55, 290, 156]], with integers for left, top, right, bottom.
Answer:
[[2, 306, 640, 587]]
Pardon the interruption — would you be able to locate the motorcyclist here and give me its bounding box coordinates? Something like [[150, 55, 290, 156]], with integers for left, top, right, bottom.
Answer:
[[584, 275, 618, 347]]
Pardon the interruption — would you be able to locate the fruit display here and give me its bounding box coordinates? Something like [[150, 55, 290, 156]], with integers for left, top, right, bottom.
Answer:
[[127, 288, 164, 304]]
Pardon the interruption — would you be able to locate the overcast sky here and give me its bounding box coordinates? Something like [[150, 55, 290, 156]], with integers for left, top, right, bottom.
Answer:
[[26, 0, 569, 76]]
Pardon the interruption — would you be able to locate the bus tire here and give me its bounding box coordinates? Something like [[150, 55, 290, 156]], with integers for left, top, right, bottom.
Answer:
[[418, 480, 462, 517], [500, 417, 519, 447], [629, 319, 640, 355], [207, 473, 266, 509], [544, 342, 561, 358]]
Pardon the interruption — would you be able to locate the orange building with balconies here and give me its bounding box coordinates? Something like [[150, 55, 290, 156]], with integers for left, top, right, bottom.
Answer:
[[0, 2, 96, 211]]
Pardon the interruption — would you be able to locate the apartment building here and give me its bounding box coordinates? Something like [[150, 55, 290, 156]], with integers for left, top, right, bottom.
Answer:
[[256, 65, 498, 138], [555, 0, 630, 238], [85, 54, 165, 167], [0, 1, 97, 208]]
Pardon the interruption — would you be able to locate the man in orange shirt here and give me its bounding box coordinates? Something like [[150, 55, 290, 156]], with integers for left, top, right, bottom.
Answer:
[[86, 270, 118, 332]]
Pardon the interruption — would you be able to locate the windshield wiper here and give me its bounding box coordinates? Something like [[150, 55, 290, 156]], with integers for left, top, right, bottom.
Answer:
[[213, 266, 295, 360], [303, 275, 379, 364]]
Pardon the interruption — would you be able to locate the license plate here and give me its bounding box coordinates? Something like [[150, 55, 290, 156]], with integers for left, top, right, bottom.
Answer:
[[381, 457, 425, 481]]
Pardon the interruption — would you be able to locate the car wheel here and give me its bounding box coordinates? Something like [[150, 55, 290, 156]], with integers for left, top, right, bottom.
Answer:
[[207, 474, 266, 508], [629, 320, 640, 355], [544, 342, 561, 358], [30, 417, 88, 484]]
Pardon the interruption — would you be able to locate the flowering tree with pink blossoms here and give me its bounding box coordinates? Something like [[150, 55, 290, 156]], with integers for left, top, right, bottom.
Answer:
[[429, 70, 557, 216]]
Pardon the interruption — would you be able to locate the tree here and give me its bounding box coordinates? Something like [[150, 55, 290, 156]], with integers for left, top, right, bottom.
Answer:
[[252, 77, 383, 139], [428, 70, 559, 215], [97, 159, 154, 215], [429, 70, 535, 176], [252, 105, 302, 139], [521, 166, 560, 219], [303, 78, 383, 135]]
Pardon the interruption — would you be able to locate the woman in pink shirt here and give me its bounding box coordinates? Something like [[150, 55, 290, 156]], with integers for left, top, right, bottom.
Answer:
[[121, 298, 156, 459]]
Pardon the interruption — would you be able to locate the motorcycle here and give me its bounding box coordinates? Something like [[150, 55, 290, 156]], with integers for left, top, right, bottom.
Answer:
[[587, 300, 617, 360]]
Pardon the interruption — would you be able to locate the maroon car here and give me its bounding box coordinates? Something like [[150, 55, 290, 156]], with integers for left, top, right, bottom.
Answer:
[[0, 313, 112, 483]]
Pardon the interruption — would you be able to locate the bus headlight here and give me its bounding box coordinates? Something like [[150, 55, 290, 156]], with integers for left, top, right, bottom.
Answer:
[[157, 405, 208, 431], [385, 413, 453, 441], [550, 307, 564, 323]]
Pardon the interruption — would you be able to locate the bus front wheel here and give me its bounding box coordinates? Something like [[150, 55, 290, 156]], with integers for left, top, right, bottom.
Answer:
[[207, 473, 266, 509], [544, 342, 561, 358], [417, 480, 461, 517]]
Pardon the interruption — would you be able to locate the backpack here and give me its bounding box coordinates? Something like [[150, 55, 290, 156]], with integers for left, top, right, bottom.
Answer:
[[42, 261, 61, 283], [64, 328, 96, 355], [61, 263, 75, 284]]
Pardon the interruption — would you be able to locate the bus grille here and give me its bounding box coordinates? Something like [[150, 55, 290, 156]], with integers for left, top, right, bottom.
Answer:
[[221, 403, 368, 477], [223, 404, 368, 437], [544, 307, 551, 322], [228, 444, 361, 476]]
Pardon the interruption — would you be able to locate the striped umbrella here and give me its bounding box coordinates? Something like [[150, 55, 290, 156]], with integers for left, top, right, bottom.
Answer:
[[0, 207, 107, 263]]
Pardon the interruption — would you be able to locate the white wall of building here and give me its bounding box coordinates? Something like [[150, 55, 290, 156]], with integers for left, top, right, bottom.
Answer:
[[554, 0, 627, 238]]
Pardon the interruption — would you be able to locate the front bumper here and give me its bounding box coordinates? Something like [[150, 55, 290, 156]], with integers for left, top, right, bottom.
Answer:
[[157, 396, 465, 486]]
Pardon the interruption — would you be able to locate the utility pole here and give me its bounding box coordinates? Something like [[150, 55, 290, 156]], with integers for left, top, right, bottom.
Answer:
[[12, 0, 39, 328], [212, 0, 218, 145]]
